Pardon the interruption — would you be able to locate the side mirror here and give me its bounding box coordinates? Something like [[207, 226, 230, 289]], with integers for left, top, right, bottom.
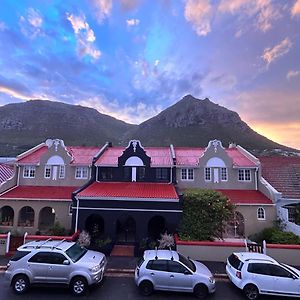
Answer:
[[184, 270, 191, 275], [63, 260, 70, 265]]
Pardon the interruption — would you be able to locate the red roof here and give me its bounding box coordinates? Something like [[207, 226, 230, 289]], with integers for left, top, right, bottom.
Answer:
[[95, 147, 173, 166], [225, 148, 257, 167], [0, 186, 78, 201], [77, 182, 179, 200], [0, 164, 14, 184], [260, 156, 300, 199], [175, 148, 205, 166], [17, 145, 99, 165], [218, 189, 273, 205]]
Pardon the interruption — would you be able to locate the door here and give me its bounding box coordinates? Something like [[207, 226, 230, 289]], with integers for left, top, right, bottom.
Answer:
[[46, 252, 71, 284], [52, 166, 58, 180], [147, 260, 169, 290], [132, 167, 136, 182], [167, 261, 193, 292], [268, 265, 300, 296], [27, 252, 50, 282], [213, 168, 219, 183], [247, 263, 274, 293]]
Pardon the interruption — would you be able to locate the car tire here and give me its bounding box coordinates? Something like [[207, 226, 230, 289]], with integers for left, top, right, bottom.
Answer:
[[139, 280, 154, 296], [70, 276, 88, 296], [12, 274, 30, 294], [194, 283, 208, 299], [243, 284, 259, 300]]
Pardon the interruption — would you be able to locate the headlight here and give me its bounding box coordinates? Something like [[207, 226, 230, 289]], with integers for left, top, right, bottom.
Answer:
[[209, 276, 215, 284], [90, 265, 101, 272]]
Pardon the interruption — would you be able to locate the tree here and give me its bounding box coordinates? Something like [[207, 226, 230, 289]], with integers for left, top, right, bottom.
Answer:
[[179, 189, 235, 241]]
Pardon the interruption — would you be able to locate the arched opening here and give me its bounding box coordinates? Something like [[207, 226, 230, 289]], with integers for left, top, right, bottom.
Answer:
[[116, 215, 136, 242], [38, 207, 55, 233], [18, 206, 34, 227], [225, 211, 245, 238], [85, 214, 105, 239], [148, 216, 166, 240], [0, 206, 14, 226]]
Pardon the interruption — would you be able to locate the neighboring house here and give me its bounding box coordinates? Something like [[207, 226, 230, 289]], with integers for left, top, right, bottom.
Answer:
[[73, 139, 276, 242], [0, 139, 99, 234], [260, 156, 300, 235], [0, 164, 14, 185]]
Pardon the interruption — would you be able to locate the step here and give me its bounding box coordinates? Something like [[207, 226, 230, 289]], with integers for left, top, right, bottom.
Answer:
[[110, 244, 135, 257]]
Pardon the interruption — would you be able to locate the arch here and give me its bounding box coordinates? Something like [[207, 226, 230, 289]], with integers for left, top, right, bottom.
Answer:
[[224, 211, 245, 238], [38, 207, 55, 232], [116, 215, 136, 242], [206, 157, 226, 167], [148, 216, 166, 240], [125, 156, 144, 166], [85, 214, 105, 239], [18, 206, 34, 227], [47, 155, 64, 165], [0, 206, 14, 226], [257, 207, 265, 220]]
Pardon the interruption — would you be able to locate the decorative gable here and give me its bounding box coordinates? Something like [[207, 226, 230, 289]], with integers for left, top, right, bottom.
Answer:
[[118, 140, 151, 167]]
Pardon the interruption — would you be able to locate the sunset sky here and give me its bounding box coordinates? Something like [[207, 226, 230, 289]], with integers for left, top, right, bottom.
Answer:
[[0, 0, 299, 149]]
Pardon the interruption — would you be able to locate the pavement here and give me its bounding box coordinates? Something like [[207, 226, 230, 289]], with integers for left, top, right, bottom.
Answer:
[[0, 254, 228, 278]]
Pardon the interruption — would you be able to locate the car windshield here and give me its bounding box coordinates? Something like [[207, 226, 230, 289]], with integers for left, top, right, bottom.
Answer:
[[178, 253, 196, 272], [280, 263, 299, 278], [65, 243, 87, 263]]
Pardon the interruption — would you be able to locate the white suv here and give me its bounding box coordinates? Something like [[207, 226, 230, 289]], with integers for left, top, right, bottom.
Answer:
[[5, 239, 107, 296], [135, 249, 216, 298], [226, 252, 300, 300]]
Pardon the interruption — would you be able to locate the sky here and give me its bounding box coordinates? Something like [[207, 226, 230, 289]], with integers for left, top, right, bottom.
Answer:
[[0, 0, 299, 150]]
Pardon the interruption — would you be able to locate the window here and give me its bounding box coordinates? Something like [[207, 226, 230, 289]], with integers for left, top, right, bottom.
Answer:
[[238, 169, 251, 181], [288, 207, 296, 223], [205, 167, 211, 181], [59, 165, 65, 179], [28, 252, 67, 265], [75, 167, 88, 179], [156, 168, 168, 180], [100, 168, 113, 180], [146, 260, 168, 271], [247, 263, 269, 275], [23, 166, 36, 178], [69, 204, 73, 215], [137, 167, 145, 181], [168, 261, 188, 273], [257, 207, 265, 220], [181, 168, 194, 181], [44, 165, 51, 178], [221, 168, 227, 181]]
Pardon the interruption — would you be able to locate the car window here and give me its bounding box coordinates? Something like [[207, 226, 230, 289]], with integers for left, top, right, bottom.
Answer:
[[28, 252, 53, 264], [146, 260, 168, 271], [168, 261, 189, 274], [65, 243, 87, 262], [48, 253, 68, 265], [228, 254, 244, 271], [137, 257, 144, 268], [247, 263, 270, 275], [178, 253, 196, 272], [10, 251, 31, 261], [268, 265, 293, 278]]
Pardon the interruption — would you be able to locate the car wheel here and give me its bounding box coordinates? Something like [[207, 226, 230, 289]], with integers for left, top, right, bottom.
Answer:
[[194, 283, 208, 299], [139, 280, 153, 296], [70, 276, 88, 296], [243, 284, 259, 300], [12, 274, 30, 294]]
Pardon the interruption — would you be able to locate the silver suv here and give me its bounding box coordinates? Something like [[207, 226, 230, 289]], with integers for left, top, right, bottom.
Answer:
[[135, 249, 216, 298], [5, 239, 107, 296]]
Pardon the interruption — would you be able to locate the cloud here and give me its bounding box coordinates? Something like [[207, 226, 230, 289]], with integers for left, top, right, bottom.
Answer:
[[184, 0, 212, 36], [287, 70, 300, 80], [90, 0, 112, 23], [261, 37, 292, 66], [77, 96, 162, 124], [126, 18, 140, 26], [218, 0, 280, 33], [67, 13, 101, 59], [291, 0, 300, 16], [19, 8, 44, 39], [0, 21, 7, 31]]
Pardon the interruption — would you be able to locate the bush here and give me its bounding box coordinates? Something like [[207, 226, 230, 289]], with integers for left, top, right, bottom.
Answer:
[[179, 189, 235, 241], [78, 230, 91, 247], [250, 227, 300, 245], [49, 221, 66, 236], [158, 233, 175, 249]]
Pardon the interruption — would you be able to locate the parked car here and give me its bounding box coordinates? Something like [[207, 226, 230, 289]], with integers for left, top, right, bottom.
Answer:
[[5, 239, 107, 296], [226, 252, 300, 300], [134, 249, 216, 298]]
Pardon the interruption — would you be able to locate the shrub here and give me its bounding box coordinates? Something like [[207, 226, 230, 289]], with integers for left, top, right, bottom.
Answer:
[[78, 230, 91, 247], [179, 189, 235, 241], [158, 233, 175, 249], [49, 221, 66, 236]]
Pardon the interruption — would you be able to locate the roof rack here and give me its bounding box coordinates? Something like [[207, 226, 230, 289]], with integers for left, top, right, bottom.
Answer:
[[169, 247, 174, 261], [155, 247, 158, 260], [52, 239, 66, 249], [36, 238, 52, 248]]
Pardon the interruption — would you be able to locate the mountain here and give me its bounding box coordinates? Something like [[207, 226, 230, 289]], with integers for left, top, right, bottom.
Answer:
[[125, 95, 291, 150], [0, 95, 295, 156], [0, 100, 136, 156]]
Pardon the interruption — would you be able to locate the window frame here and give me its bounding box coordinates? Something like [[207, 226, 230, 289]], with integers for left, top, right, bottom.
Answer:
[[204, 167, 211, 181], [75, 166, 89, 179], [257, 207, 266, 220], [44, 165, 51, 179], [59, 165, 65, 179], [181, 168, 194, 181], [23, 166, 36, 178], [238, 169, 251, 182], [221, 167, 228, 181]]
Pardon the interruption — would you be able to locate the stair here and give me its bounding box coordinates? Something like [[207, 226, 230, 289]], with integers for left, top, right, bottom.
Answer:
[[110, 244, 135, 257]]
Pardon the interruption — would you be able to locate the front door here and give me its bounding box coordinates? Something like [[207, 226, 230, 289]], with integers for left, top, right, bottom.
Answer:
[[213, 168, 219, 183], [167, 261, 193, 292]]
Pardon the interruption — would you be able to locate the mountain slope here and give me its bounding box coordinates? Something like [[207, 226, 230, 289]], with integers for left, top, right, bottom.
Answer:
[[0, 100, 136, 156], [125, 95, 290, 150]]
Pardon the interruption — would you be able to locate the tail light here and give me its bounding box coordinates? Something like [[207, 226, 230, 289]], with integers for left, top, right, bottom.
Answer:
[[137, 268, 140, 277], [236, 271, 242, 279]]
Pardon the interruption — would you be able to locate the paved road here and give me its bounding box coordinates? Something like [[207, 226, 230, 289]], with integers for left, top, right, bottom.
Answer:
[[0, 273, 295, 300]]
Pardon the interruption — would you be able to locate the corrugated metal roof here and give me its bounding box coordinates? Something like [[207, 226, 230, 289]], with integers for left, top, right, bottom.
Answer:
[[0, 164, 14, 183], [218, 189, 273, 204], [77, 182, 179, 199]]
